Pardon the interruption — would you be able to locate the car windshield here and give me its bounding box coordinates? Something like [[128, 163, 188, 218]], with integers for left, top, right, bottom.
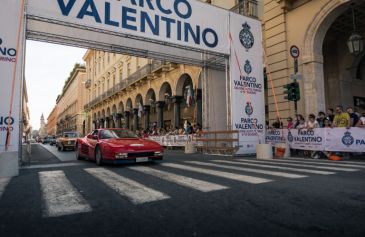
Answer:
[[99, 129, 138, 139], [63, 132, 78, 138]]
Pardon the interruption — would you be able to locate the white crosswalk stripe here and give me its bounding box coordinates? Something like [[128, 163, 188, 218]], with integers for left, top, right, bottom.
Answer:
[[212, 160, 335, 175], [268, 158, 365, 169], [161, 163, 272, 184], [39, 170, 92, 218], [0, 178, 11, 199], [128, 166, 228, 192], [285, 157, 365, 165], [186, 161, 307, 179], [234, 159, 359, 172], [84, 168, 170, 204]]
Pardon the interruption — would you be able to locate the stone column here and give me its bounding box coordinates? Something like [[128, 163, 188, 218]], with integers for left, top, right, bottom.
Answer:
[[105, 117, 110, 128], [133, 108, 139, 131], [124, 111, 130, 129], [143, 105, 151, 130], [303, 57, 326, 116], [196, 89, 203, 127], [172, 96, 183, 128], [110, 116, 115, 128], [99, 119, 105, 128], [115, 113, 122, 128], [156, 101, 165, 129]]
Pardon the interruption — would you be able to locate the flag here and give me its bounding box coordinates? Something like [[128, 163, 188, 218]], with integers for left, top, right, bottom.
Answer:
[[138, 103, 143, 118], [186, 86, 193, 107]]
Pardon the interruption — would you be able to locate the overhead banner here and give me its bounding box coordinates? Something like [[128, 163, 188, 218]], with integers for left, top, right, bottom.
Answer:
[[266, 128, 365, 152], [27, 0, 230, 54], [0, 0, 25, 153], [229, 12, 265, 155]]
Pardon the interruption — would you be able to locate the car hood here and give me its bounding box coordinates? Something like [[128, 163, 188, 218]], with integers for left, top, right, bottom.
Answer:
[[104, 138, 162, 150]]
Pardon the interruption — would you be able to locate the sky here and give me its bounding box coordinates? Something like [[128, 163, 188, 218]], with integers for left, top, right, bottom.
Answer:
[[25, 41, 86, 130]]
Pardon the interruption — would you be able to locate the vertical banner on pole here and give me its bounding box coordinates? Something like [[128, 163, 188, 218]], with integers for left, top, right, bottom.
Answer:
[[229, 13, 265, 155], [0, 0, 25, 153]]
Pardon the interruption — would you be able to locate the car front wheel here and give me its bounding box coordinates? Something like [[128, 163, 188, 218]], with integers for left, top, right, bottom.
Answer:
[[75, 143, 82, 160], [95, 146, 103, 166]]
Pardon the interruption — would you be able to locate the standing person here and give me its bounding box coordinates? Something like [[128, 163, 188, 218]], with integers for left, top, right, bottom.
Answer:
[[316, 111, 327, 128], [287, 117, 294, 129], [326, 108, 335, 125], [332, 105, 351, 128], [272, 116, 283, 129], [347, 107, 359, 127], [295, 114, 306, 129], [306, 114, 319, 129], [356, 112, 365, 128]]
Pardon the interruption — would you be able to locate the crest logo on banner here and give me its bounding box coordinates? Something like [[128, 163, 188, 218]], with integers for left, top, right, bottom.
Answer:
[[244, 60, 252, 74], [342, 131, 354, 147], [239, 22, 254, 51], [287, 130, 293, 142], [245, 102, 253, 116]]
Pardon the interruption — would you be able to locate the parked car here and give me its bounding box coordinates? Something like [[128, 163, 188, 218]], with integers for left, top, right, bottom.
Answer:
[[56, 132, 79, 151], [42, 136, 52, 144], [75, 129, 163, 166], [50, 136, 57, 146]]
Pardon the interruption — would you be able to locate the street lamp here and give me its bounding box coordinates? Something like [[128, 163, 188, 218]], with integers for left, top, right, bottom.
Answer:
[[347, 4, 364, 56]]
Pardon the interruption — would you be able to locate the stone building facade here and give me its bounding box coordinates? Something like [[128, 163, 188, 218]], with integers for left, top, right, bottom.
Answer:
[[56, 64, 87, 136], [82, 0, 261, 133], [263, 0, 365, 122], [47, 105, 58, 136]]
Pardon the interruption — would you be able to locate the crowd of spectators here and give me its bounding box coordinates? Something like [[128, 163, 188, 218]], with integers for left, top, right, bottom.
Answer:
[[135, 122, 202, 138], [267, 105, 365, 159], [269, 105, 365, 130]]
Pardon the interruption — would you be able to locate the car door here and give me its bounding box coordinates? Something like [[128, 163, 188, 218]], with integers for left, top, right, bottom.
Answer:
[[87, 130, 99, 159]]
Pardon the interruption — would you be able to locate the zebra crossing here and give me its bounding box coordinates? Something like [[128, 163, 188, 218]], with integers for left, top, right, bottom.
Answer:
[[2, 158, 365, 218]]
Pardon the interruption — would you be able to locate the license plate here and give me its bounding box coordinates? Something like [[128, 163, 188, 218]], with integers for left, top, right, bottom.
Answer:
[[136, 157, 149, 163]]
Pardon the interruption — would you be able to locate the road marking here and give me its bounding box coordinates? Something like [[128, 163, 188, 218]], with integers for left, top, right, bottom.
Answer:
[[39, 170, 92, 218], [215, 160, 335, 175], [233, 159, 358, 172], [84, 168, 169, 204], [285, 157, 365, 165], [269, 159, 365, 169], [161, 163, 272, 184], [187, 161, 307, 179], [21, 163, 84, 169], [128, 166, 228, 192], [0, 178, 11, 199]]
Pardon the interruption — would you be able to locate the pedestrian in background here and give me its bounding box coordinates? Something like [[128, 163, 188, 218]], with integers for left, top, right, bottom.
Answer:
[[356, 112, 365, 128], [287, 117, 294, 129], [272, 116, 283, 129], [332, 105, 350, 128], [327, 108, 335, 125], [347, 107, 359, 127]]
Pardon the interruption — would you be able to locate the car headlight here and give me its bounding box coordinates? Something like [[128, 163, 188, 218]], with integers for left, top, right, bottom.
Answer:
[[115, 153, 128, 159], [154, 151, 163, 156]]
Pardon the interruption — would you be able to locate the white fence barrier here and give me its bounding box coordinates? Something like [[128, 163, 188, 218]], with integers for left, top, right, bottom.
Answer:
[[266, 128, 365, 152], [148, 135, 202, 147], [148, 128, 365, 153]]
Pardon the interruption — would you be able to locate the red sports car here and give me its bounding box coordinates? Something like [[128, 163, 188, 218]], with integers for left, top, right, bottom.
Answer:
[[75, 129, 163, 165]]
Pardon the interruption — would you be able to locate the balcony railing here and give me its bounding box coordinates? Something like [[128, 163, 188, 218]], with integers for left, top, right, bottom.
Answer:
[[84, 60, 165, 110], [231, 0, 259, 19]]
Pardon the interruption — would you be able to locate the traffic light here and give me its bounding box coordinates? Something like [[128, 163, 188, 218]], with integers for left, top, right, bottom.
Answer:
[[283, 82, 300, 102], [291, 82, 300, 101], [283, 83, 292, 101]]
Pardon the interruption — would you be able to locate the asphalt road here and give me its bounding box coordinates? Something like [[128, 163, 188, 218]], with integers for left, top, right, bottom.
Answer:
[[1, 144, 365, 237]]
